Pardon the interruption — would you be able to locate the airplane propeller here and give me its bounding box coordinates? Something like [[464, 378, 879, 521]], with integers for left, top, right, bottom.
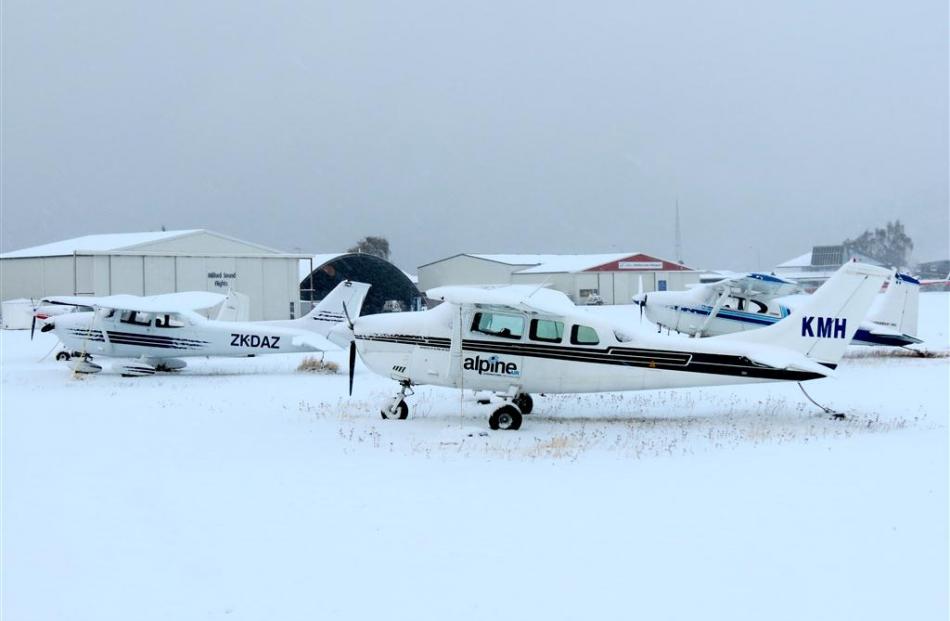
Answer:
[[342, 300, 357, 395], [348, 340, 356, 396], [636, 276, 646, 323]]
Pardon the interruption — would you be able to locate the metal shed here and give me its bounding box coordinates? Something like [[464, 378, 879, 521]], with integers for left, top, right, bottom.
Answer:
[[0, 229, 309, 320]]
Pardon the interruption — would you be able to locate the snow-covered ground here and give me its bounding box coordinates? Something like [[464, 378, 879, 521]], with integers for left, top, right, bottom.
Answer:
[[2, 294, 947, 620]]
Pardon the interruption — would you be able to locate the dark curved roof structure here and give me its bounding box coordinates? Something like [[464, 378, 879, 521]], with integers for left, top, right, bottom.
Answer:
[[300, 253, 422, 315]]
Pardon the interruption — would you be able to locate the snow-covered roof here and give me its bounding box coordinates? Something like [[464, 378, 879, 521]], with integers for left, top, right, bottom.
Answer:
[[776, 251, 813, 268], [0, 230, 203, 259], [299, 254, 346, 280], [297, 253, 418, 283], [466, 252, 689, 274]]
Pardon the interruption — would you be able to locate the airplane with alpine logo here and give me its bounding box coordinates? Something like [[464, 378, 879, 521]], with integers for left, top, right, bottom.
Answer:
[[35, 280, 370, 376], [342, 262, 891, 431], [632, 269, 921, 348]]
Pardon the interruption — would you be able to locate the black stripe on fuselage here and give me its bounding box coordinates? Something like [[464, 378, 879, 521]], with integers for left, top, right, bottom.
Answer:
[[356, 334, 452, 349], [355, 334, 830, 381], [106, 330, 209, 345], [104, 331, 207, 350]]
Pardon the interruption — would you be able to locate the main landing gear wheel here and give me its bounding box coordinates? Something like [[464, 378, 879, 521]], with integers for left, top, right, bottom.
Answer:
[[512, 393, 534, 414], [381, 399, 409, 420], [489, 404, 522, 431], [56, 351, 71, 362]]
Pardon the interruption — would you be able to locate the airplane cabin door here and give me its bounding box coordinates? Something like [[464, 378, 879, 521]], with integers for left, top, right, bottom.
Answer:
[[460, 308, 525, 392]]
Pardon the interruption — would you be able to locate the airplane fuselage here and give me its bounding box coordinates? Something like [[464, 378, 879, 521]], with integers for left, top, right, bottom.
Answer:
[[49, 310, 323, 359], [644, 292, 920, 347], [354, 304, 825, 396]]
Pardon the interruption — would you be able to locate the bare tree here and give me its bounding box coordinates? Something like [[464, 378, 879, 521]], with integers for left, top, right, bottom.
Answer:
[[844, 220, 914, 269], [347, 236, 391, 261]]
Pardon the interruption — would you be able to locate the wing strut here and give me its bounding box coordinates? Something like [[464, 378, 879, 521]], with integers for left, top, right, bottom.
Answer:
[[696, 288, 730, 337]]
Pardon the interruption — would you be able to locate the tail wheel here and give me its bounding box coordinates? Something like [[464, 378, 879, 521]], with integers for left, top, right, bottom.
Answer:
[[512, 393, 534, 414], [381, 399, 409, 420], [489, 405, 522, 431]]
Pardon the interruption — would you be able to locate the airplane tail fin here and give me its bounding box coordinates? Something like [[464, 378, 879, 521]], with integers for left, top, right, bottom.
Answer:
[[297, 281, 371, 336], [716, 262, 892, 365], [866, 273, 919, 338]]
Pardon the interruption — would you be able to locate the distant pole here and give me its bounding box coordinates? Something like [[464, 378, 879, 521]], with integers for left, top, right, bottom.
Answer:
[[674, 200, 683, 264]]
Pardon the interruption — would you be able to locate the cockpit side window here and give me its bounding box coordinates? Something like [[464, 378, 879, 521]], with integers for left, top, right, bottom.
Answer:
[[119, 310, 152, 326], [530, 319, 564, 343], [154, 313, 185, 328], [571, 324, 600, 345], [471, 311, 524, 340]]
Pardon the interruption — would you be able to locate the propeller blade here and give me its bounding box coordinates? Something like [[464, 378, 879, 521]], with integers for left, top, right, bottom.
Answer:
[[31, 315, 36, 340], [348, 341, 356, 396], [637, 276, 645, 323]]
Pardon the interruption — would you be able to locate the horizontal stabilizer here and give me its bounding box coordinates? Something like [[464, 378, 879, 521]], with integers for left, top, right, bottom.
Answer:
[[745, 347, 834, 377], [291, 333, 336, 351]]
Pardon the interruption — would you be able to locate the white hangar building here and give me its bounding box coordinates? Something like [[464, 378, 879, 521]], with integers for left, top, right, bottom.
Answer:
[[417, 252, 699, 305], [0, 229, 309, 320]]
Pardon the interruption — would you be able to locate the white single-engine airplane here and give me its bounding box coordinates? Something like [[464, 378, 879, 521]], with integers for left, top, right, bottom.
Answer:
[[633, 270, 921, 348], [345, 263, 890, 430], [37, 280, 370, 376]]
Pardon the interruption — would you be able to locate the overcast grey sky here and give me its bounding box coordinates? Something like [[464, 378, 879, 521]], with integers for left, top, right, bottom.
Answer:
[[2, 0, 947, 271]]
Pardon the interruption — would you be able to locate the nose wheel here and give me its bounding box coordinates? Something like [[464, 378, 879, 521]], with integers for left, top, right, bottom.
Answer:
[[381, 381, 412, 420], [381, 399, 409, 420]]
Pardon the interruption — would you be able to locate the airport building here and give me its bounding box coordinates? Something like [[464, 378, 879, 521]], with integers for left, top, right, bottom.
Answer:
[[0, 229, 309, 320], [0, 229, 425, 322], [417, 252, 698, 305], [774, 245, 887, 292]]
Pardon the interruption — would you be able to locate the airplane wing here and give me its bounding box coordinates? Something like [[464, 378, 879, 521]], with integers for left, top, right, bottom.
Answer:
[[427, 285, 577, 316], [41, 292, 227, 313], [289, 332, 337, 351], [710, 273, 803, 299]]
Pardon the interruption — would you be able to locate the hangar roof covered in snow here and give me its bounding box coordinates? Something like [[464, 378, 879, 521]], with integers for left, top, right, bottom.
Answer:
[[0, 229, 284, 259], [432, 253, 693, 273]]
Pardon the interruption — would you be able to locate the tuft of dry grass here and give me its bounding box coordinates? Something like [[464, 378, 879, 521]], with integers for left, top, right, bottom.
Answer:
[[844, 348, 950, 360], [296, 356, 340, 374]]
